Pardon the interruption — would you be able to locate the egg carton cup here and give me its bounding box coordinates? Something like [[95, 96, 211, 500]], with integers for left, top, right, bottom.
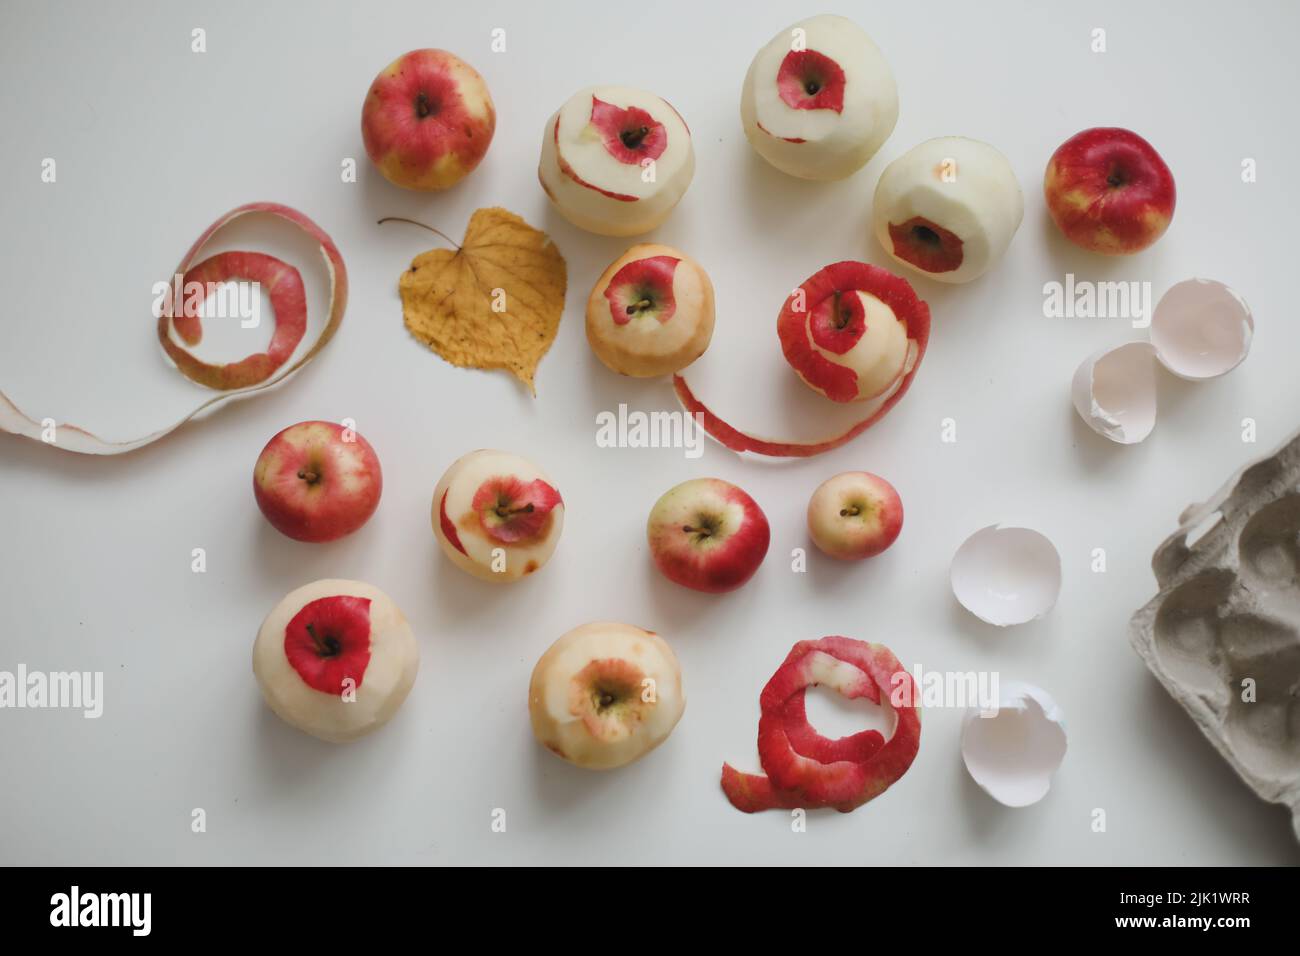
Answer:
[[1129, 428, 1300, 841]]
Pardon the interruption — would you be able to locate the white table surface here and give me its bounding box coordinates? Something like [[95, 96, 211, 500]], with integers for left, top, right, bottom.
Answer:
[[2, 0, 1298, 865]]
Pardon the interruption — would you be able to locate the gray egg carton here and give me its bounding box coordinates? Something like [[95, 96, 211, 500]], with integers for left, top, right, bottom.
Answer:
[[1129, 429, 1300, 841]]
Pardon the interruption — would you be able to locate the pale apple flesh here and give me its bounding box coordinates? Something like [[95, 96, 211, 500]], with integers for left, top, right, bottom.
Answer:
[[873, 136, 1024, 284], [538, 85, 694, 236], [1044, 127, 1175, 254], [741, 15, 898, 181], [253, 579, 419, 743], [529, 621, 685, 769], [807, 471, 903, 560], [431, 449, 564, 583], [253, 421, 383, 543], [647, 478, 770, 593], [586, 243, 716, 377], [361, 49, 496, 191]]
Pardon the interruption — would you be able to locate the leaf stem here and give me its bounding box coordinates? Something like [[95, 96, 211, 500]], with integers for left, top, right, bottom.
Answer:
[[377, 217, 462, 250]]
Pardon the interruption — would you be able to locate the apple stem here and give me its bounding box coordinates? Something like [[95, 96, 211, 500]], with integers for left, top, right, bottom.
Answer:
[[682, 524, 712, 538], [840, 506, 861, 517], [297, 469, 319, 484], [376, 217, 462, 251], [496, 503, 535, 518], [305, 623, 340, 657], [415, 90, 434, 119], [627, 298, 653, 315], [620, 125, 650, 149]]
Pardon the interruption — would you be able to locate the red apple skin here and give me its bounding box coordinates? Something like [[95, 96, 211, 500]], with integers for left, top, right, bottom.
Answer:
[[361, 49, 495, 191], [1043, 127, 1175, 254], [807, 471, 902, 560], [253, 421, 382, 543], [647, 478, 770, 593]]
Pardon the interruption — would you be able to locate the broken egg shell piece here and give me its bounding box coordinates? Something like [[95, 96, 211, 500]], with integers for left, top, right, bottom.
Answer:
[[1071, 342, 1158, 445], [951, 525, 1062, 626], [1150, 279, 1253, 381], [961, 681, 1066, 808]]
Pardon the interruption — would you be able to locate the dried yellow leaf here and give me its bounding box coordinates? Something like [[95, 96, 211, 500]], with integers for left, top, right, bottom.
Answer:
[[397, 207, 567, 394]]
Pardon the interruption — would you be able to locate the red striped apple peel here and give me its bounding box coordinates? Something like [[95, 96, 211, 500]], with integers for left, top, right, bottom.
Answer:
[[722, 637, 920, 813], [0, 202, 347, 455], [674, 261, 930, 458]]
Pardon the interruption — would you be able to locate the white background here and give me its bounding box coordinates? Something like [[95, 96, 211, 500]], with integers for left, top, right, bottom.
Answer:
[[2, 0, 1298, 865]]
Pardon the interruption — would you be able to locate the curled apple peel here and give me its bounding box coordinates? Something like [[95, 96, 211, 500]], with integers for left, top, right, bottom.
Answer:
[[721, 636, 921, 813], [0, 202, 347, 455], [674, 261, 930, 458]]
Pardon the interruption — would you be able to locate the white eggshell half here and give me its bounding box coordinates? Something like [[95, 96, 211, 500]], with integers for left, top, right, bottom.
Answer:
[[961, 681, 1067, 807], [1150, 279, 1253, 380], [1071, 342, 1158, 444], [950, 525, 1062, 626]]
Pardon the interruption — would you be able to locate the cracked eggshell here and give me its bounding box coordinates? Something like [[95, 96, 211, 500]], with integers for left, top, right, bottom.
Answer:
[[962, 681, 1067, 807], [1151, 279, 1253, 380], [740, 15, 898, 181], [872, 136, 1024, 284], [538, 85, 694, 237], [951, 525, 1062, 626], [1071, 341, 1158, 444]]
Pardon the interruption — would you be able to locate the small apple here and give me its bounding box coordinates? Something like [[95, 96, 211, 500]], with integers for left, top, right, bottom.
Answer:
[[253, 421, 382, 543], [529, 621, 685, 769], [807, 472, 903, 560], [361, 49, 496, 191], [1044, 127, 1176, 254], [741, 15, 898, 181], [647, 478, 770, 593], [872, 137, 1024, 284], [432, 450, 564, 583], [586, 244, 715, 377], [538, 86, 694, 236], [253, 579, 419, 743]]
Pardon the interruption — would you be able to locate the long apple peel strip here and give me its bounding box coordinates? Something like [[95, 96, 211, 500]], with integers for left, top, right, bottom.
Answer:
[[674, 263, 930, 458], [0, 202, 347, 455]]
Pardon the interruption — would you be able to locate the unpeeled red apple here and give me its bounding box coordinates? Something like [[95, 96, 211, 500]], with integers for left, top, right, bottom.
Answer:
[[647, 478, 770, 593], [529, 621, 685, 769], [1044, 127, 1175, 254], [361, 49, 496, 191], [253, 579, 419, 743], [253, 421, 382, 543], [807, 471, 903, 560], [586, 244, 715, 377]]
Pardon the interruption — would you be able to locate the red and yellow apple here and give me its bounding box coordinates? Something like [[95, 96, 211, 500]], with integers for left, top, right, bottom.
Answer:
[[529, 621, 685, 769], [807, 472, 903, 560], [741, 15, 898, 181], [253, 579, 419, 743], [647, 478, 770, 593], [361, 49, 496, 191], [538, 85, 694, 236], [873, 137, 1024, 283], [253, 421, 382, 543], [586, 244, 715, 377], [1044, 127, 1175, 254], [432, 450, 564, 583]]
